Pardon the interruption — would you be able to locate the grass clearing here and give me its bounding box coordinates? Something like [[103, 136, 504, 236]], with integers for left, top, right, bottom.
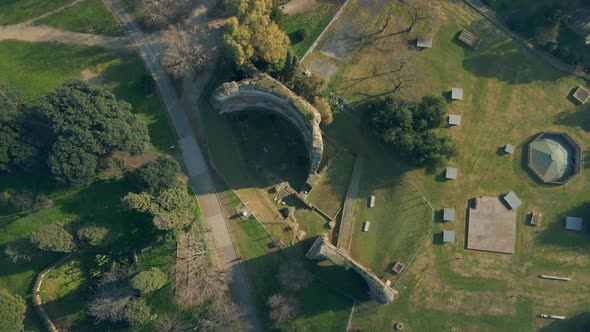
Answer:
[[0, 40, 176, 151], [281, 0, 344, 57], [35, 0, 125, 37], [317, 0, 590, 329], [0, 0, 72, 25]]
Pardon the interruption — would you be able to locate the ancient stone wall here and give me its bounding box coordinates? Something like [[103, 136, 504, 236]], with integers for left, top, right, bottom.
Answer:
[[210, 76, 323, 187], [306, 235, 398, 304]]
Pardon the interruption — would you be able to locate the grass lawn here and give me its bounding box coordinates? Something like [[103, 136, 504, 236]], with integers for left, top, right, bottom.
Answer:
[[0, 40, 176, 152], [307, 150, 354, 218], [0, 0, 72, 25], [281, 0, 344, 57], [317, 0, 590, 330], [35, 0, 125, 37]]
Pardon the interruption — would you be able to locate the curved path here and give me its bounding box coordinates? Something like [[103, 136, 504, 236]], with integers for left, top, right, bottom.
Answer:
[[102, 0, 262, 330]]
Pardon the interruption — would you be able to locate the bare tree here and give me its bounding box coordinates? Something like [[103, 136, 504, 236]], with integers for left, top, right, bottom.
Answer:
[[267, 293, 299, 327], [176, 263, 229, 308], [162, 25, 211, 79], [198, 295, 247, 332], [137, 0, 191, 29], [87, 283, 134, 323], [155, 314, 192, 332], [278, 259, 314, 291]]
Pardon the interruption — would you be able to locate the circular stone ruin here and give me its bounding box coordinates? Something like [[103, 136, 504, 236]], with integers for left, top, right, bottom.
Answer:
[[210, 74, 323, 189], [527, 131, 581, 184]]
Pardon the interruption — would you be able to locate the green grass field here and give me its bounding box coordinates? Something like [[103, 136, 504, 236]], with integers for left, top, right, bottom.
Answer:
[[0, 0, 72, 25], [281, 0, 344, 57], [318, 0, 590, 330], [35, 0, 125, 36], [0, 41, 176, 151], [307, 151, 354, 218]]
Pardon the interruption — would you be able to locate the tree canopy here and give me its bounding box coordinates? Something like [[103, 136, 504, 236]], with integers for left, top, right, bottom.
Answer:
[[222, 0, 290, 67], [135, 156, 181, 194], [123, 187, 195, 231], [28, 223, 77, 253], [131, 267, 168, 294], [40, 80, 149, 185], [368, 95, 455, 166], [77, 223, 110, 246], [0, 288, 26, 332], [0, 81, 39, 172]]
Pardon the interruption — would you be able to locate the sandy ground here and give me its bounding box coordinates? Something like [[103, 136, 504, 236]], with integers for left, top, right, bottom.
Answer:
[[282, 0, 318, 15], [0, 24, 131, 50]]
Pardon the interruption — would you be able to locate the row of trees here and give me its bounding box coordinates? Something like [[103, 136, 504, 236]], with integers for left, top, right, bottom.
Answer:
[[368, 95, 456, 166], [4, 222, 111, 262], [0, 80, 151, 186]]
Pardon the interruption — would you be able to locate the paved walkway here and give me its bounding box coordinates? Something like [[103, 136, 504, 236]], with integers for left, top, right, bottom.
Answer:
[[102, 0, 262, 330], [336, 155, 363, 252]]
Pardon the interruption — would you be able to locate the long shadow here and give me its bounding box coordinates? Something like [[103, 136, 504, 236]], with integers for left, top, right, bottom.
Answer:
[[554, 102, 590, 133], [461, 19, 568, 84], [238, 237, 369, 330], [539, 312, 590, 331], [535, 202, 590, 253]]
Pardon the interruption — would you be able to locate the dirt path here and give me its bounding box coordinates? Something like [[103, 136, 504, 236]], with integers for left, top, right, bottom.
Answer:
[[337, 155, 363, 252], [32, 255, 73, 332], [0, 24, 132, 50], [282, 0, 317, 15], [18, 0, 83, 26]]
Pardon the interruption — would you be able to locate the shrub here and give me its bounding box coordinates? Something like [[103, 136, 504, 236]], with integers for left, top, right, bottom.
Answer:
[[3, 238, 38, 263], [130, 267, 167, 295], [313, 97, 333, 125], [77, 223, 110, 246], [28, 223, 76, 253], [125, 299, 151, 325], [134, 156, 180, 194], [293, 28, 310, 43]]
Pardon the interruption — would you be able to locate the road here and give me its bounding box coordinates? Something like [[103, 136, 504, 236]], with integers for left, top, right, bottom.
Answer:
[[102, 0, 262, 330], [337, 155, 363, 252]]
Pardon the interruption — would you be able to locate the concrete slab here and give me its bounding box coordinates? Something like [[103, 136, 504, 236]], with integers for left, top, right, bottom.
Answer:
[[467, 196, 517, 254]]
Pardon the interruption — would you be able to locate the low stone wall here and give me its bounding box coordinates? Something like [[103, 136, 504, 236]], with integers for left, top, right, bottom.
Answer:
[[210, 75, 323, 187], [306, 235, 398, 304]]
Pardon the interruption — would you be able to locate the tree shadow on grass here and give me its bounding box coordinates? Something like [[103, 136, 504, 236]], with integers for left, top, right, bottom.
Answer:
[[462, 37, 567, 84], [553, 102, 590, 133], [57, 177, 159, 252], [535, 202, 590, 253], [539, 312, 590, 331], [238, 237, 370, 330]]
